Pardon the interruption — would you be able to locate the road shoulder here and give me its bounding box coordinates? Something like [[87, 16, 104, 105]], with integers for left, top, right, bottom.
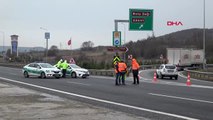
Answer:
[[0, 81, 147, 120]]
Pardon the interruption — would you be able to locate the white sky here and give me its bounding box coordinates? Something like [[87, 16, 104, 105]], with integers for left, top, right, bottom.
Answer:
[[0, 0, 213, 49]]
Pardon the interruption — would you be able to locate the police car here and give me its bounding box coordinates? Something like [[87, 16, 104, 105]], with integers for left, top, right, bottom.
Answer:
[[22, 63, 62, 79], [68, 64, 89, 78]]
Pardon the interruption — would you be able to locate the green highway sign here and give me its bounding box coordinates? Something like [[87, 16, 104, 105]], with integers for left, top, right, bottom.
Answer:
[[129, 9, 153, 31]]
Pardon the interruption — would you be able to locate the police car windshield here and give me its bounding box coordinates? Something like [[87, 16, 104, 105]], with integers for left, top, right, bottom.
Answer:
[[70, 64, 81, 68], [40, 63, 54, 68]]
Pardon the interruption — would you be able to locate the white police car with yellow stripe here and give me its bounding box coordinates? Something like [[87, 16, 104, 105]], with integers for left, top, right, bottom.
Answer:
[[68, 64, 89, 78], [22, 63, 62, 79]]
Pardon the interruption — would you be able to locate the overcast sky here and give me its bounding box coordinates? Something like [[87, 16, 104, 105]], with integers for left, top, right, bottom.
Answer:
[[0, 0, 213, 49]]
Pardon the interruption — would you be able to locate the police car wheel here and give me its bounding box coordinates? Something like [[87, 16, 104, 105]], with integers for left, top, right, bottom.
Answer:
[[71, 72, 77, 78], [40, 72, 46, 79], [24, 71, 29, 78]]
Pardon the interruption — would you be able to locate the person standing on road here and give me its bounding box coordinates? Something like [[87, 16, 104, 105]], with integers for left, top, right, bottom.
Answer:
[[56, 59, 63, 69], [61, 60, 69, 78], [114, 61, 120, 86], [131, 58, 140, 84], [118, 60, 127, 85]]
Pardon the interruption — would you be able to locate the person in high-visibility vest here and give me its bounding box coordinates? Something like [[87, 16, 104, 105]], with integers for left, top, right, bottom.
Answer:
[[114, 61, 120, 85], [118, 60, 127, 85], [55, 59, 63, 69], [131, 58, 140, 84], [61, 60, 69, 78]]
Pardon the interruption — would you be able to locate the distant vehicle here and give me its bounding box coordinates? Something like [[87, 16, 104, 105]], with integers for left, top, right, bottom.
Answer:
[[22, 63, 62, 79], [68, 64, 89, 78], [167, 48, 204, 70], [156, 64, 178, 80]]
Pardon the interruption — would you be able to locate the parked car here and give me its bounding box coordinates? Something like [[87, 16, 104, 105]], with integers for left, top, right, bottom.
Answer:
[[156, 64, 178, 80], [22, 63, 62, 79], [68, 64, 89, 78]]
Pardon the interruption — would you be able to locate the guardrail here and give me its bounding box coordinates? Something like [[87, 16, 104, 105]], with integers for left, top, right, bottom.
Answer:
[[0, 62, 212, 80], [0, 62, 24, 68], [0, 62, 159, 77], [184, 69, 213, 81]]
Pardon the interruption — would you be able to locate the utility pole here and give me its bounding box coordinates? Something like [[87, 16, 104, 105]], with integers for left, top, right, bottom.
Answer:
[[203, 0, 206, 69]]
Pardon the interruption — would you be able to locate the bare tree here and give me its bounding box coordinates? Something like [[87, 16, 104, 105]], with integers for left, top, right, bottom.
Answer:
[[81, 41, 94, 50]]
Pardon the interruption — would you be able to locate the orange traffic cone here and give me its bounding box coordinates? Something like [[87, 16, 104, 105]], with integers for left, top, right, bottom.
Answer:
[[153, 71, 157, 83], [186, 72, 191, 86]]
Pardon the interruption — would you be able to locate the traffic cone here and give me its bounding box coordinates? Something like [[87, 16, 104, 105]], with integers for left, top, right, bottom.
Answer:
[[153, 71, 157, 83], [186, 72, 191, 86]]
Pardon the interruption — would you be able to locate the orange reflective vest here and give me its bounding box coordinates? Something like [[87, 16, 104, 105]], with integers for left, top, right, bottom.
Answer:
[[131, 58, 140, 70], [118, 62, 127, 72]]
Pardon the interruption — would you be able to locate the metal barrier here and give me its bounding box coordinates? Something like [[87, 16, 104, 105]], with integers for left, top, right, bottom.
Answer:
[[89, 65, 159, 77], [185, 69, 213, 81], [0, 62, 212, 79]]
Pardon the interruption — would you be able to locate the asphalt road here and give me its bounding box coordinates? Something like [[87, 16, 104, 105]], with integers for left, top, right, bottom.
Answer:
[[0, 66, 213, 120]]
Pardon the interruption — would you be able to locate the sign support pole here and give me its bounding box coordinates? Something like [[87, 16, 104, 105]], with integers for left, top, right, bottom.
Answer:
[[114, 20, 129, 62], [46, 38, 48, 63]]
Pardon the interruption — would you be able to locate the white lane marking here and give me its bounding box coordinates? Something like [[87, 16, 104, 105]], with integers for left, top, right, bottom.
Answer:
[[149, 93, 213, 104], [67, 81, 90, 86], [0, 77, 198, 120]]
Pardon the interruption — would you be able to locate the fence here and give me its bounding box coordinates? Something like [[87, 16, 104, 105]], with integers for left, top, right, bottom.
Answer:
[[185, 69, 213, 81]]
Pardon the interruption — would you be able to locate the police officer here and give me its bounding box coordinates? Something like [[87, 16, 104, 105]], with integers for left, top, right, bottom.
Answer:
[[56, 59, 63, 69], [114, 61, 120, 85], [118, 60, 127, 85], [61, 60, 69, 78]]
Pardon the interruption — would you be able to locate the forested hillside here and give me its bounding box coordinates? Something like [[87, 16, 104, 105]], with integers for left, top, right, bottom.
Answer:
[[126, 28, 213, 62]]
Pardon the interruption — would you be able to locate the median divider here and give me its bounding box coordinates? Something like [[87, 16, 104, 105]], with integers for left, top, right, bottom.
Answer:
[[1, 62, 212, 80], [184, 69, 213, 81]]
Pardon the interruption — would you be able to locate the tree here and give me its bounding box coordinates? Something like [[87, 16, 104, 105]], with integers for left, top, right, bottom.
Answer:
[[81, 41, 94, 50], [48, 45, 59, 56]]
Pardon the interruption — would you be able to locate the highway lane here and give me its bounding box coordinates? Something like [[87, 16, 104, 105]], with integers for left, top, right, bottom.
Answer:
[[141, 69, 213, 87], [0, 66, 213, 120]]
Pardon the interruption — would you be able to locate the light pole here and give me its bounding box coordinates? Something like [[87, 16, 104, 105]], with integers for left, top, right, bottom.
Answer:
[[203, 0, 206, 69], [40, 27, 49, 63]]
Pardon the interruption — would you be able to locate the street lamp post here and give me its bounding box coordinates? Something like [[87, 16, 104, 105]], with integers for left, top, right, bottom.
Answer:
[[203, 0, 206, 69], [40, 27, 49, 63]]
